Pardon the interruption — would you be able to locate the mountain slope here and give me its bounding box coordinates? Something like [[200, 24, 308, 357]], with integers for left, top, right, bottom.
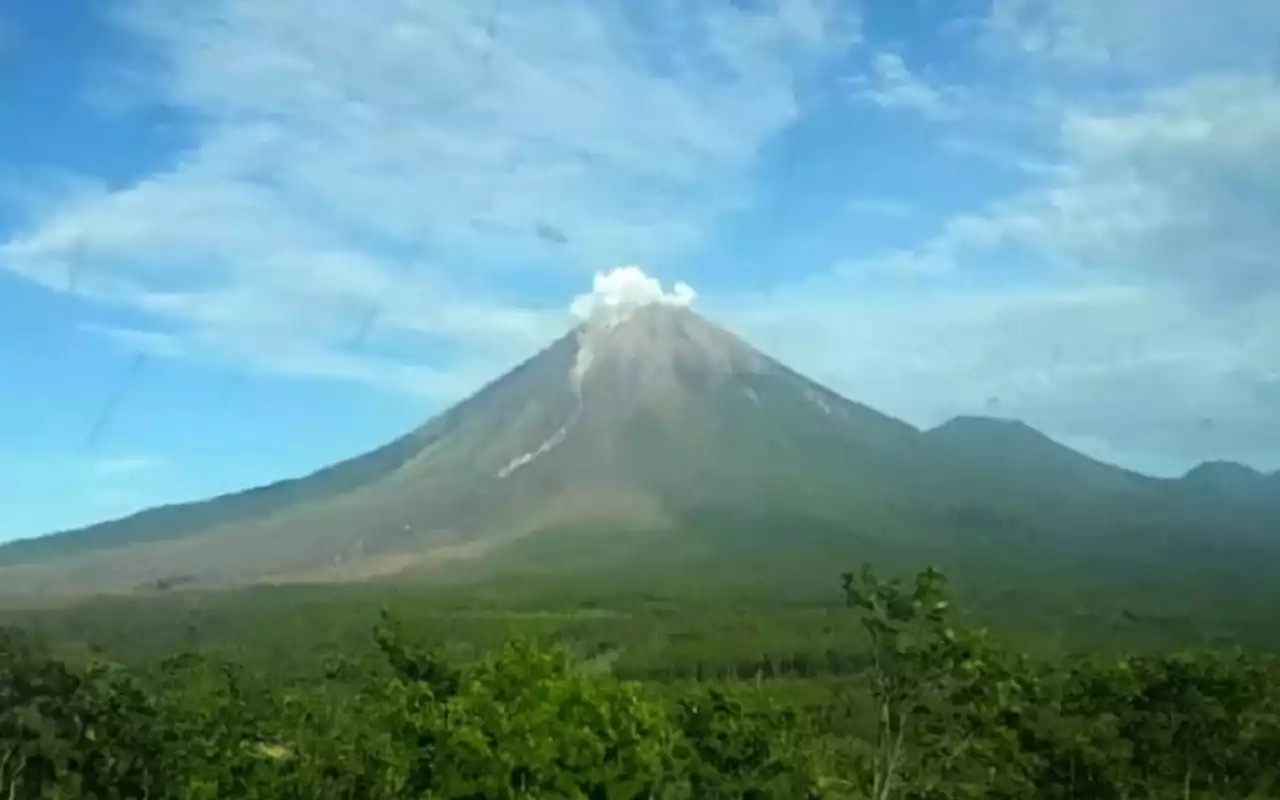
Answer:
[[0, 306, 932, 593], [1181, 461, 1272, 500], [1, 304, 1276, 597], [918, 417, 1163, 537], [1169, 461, 1280, 541]]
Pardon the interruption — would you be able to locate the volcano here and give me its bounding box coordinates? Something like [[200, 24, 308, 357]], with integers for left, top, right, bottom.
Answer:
[[2, 303, 1277, 597]]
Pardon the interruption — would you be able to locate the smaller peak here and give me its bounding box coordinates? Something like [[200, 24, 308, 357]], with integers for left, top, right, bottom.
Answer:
[[931, 415, 1040, 437], [927, 417, 1078, 461], [1183, 460, 1266, 482]]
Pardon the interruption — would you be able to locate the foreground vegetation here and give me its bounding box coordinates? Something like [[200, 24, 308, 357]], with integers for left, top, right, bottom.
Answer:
[[4, 566, 1280, 798]]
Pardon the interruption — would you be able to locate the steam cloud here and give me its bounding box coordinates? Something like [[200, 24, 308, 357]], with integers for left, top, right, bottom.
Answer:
[[569, 266, 697, 321]]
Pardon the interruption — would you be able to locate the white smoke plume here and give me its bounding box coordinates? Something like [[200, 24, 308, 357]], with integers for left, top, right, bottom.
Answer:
[[569, 266, 697, 321]]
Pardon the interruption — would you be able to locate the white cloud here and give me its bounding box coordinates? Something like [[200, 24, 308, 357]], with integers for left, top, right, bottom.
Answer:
[[944, 75, 1280, 302], [845, 51, 962, 120], [0, 0, 857, 398], [983, 0, 1280, 72], [834, 68, 1280, 298], [569, 265, 697, 320]]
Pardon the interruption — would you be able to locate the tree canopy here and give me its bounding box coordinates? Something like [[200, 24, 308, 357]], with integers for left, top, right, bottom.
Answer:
[[4, 567, 1280, 798]]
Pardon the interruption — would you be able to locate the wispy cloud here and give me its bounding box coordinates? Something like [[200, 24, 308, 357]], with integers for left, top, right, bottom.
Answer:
[[845, 51, 964, 120], [958, 75, 1280, 301], [1, 0, 859, 397], [982, 0, 1280, 72]]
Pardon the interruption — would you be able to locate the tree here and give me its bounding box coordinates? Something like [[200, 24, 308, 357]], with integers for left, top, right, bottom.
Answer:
[[843, 565, 960, 800], [366, 624, 680, 799]]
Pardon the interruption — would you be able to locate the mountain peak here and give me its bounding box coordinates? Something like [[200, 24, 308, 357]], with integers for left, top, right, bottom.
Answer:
[[561, 267, 758, 390], [1184, 460, 1264, 480], [929, 415, 1044, 441], [0, 300, 914, 592], [1182, 461, 1268, 494], [573, 303, 765, 387]]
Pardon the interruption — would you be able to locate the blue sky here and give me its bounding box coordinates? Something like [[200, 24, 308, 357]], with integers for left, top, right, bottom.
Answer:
[[2, 0, 1279, 542]]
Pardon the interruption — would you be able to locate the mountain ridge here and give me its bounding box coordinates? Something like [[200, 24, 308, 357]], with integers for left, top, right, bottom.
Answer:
[[2, 305, 1276, 597]]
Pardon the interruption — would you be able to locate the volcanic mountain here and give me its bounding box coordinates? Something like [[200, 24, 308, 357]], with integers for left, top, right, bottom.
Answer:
[[1, 304, 1276, 597]]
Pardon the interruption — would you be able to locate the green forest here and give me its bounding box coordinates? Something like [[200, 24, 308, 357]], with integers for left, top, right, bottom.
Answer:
[[5, 566, 1280, 799]]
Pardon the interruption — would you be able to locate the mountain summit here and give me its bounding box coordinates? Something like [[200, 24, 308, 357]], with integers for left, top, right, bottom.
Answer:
[[2, 304, 1276, 596]]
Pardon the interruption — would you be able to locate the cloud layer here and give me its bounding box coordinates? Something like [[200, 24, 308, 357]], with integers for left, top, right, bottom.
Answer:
[[1, 0, 854, 396]]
